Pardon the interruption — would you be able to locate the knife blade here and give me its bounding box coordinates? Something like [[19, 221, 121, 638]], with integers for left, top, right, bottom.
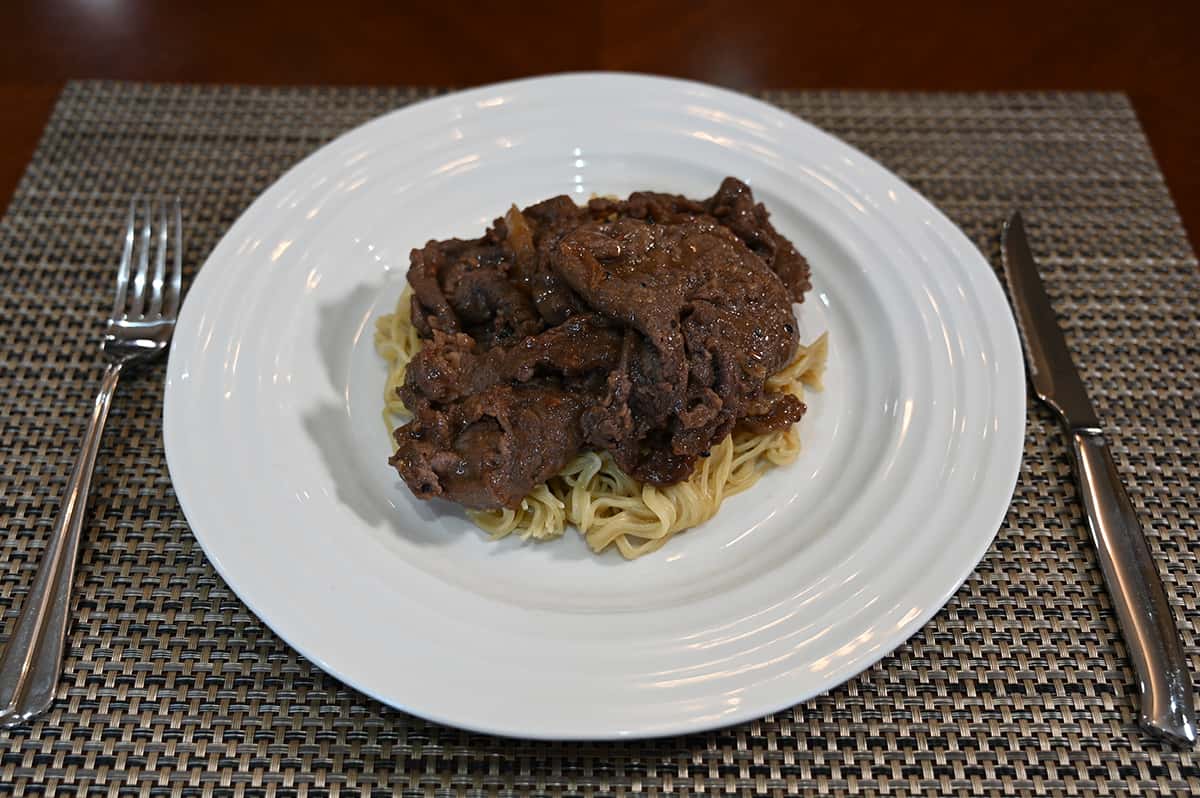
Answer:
[[1001, 213, 1101, 431], [1001, 211, 1196, 747]]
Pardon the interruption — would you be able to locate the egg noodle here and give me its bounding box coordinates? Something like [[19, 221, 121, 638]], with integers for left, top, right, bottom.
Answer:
[[376, 287, 828, 559]]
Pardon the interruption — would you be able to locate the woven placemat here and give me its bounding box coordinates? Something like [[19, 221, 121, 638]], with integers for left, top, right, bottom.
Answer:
[[1, 82, 1198, 797]]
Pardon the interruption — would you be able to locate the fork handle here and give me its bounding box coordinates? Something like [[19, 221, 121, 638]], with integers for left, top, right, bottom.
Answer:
[[1070, 429, 1197, 746], [0, 362, 124, 727]]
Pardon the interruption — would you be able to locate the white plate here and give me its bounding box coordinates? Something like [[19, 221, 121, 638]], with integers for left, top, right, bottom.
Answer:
[[163, 73, 1024, 739]]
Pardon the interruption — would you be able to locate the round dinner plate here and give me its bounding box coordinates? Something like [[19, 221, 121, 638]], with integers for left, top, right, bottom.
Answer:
[[163, 73, 1025, 739]]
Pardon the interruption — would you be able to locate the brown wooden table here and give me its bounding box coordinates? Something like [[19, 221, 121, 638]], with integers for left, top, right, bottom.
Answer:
[[2, 1, 1197, 252]]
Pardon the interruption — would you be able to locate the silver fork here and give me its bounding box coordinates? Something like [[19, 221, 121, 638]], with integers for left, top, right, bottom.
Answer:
[[0, 197, 182, 727]]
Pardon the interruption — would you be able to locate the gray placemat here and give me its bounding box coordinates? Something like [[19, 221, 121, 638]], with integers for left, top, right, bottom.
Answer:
[[1, 82, 1198, 796]]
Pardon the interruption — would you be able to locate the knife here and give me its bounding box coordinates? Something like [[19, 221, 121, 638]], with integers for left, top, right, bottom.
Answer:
[[1001, 211, 1196, 746]]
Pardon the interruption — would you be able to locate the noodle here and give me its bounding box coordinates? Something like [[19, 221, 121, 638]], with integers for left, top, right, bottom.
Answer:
[[374, 286, 422, 432], [375, 286, 828, 559]]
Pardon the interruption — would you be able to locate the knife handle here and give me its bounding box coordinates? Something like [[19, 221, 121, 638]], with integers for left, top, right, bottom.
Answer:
[[1070, 430, 1197, 746]]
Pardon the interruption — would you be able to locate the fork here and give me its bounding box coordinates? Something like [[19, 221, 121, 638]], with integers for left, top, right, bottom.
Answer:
[[0, 197, 182, 727]]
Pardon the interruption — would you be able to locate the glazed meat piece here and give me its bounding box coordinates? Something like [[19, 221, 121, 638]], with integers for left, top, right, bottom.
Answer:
[[390, 178, 812, 510], [706, 177, 812, 302], [400, 315, 622, 406], [587, 176, 813, 302], [552, 217, 802, 482], [391, 384, 585, 510]]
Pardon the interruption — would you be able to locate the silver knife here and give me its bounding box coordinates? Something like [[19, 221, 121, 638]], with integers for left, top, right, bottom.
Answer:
[[1001, 211, 1196, 746]]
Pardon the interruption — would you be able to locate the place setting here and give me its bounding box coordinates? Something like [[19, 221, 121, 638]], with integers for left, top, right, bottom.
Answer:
[[1, 37, 1197, 797]]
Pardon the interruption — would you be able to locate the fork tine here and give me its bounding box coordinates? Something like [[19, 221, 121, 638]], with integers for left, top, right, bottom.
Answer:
[[146, 198, 168, 319], [129, 197, 152, 318], [111, 199, 136, 321], [162, 197, 183, 321]]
